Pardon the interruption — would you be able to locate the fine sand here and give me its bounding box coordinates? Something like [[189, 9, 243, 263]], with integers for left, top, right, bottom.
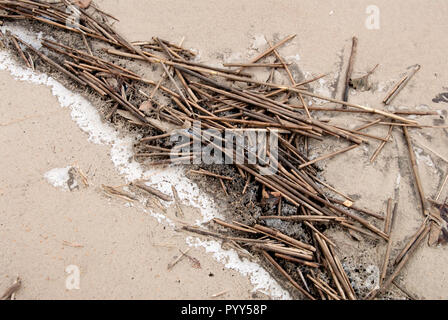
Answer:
[[2, 0, 448, 299]]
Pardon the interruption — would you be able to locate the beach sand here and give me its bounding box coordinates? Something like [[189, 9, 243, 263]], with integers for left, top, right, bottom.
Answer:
[[1, 0, 448, 299]]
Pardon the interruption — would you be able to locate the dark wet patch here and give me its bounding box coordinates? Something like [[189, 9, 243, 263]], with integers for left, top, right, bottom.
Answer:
[[332, 47, 345, 99], [433, 118, 446, 126], [288, 63, 306, 86], [419, 131, 434, 143], [383, 155, 393, 171], [433, 92, 448, 104], [348, 194, 361, 201]]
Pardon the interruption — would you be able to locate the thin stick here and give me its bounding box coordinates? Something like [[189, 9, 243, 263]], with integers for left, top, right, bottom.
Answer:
[[189, 169, 233, 181], [373, 122, 448, 129], [370, 125, 393, 163], [380, 202, 397, 285], [81, 33, 93, 56], [150, 37, 185, 98], [132, 182, 172, 202], [292, 105, 437, 116], [394, 221, 427, 266], [413, 140, 448, 164], [261, 250, 315, 300], [343, 36, 358, 102], [10, 35, 32, 68], [299, 144, 359, 169], [380, 236, 393, 286], [211, 290, 229, 298], [167, 248, 191, 270], [354, 119, 382, 132], [15, 36, 84, 84], [140, 133, 172, 143], [303, 221, 337, 247], [224, 63, 285, 68], [293, 89, 418, 124], [219, 178, 229, 196], [341, 222, 382, 240], [254, 224, 316, 252], [307, 275, 341, 300], [392, 281, 418, 300], [236, 34, 296, 73], [436, 172, 448, 201], [315, 234, 355, 300], [383, 65, 421, 105], [213, 218, 258, 234], [331, 198, 385, 220], [383, 76, 407, 105], [265, 36, 295, 86], [275, 253, 320, 268], [384, 199, 394, 235], [371, 224, 430, 299], [260, 215, 345, 222], [403, 126, 427, 216], [313, 177, 354, 202]]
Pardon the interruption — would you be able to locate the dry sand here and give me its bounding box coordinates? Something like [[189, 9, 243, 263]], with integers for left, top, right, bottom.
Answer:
[[2, 0, 448, 299]]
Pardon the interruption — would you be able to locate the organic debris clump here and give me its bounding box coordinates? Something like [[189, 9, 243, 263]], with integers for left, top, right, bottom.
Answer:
[[1, 0, 445, 300]]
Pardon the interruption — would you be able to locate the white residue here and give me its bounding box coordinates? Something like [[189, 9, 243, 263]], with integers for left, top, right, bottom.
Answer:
[[250, 34, 267, 51], [0, 26, 286, 299], [395, 173, 401, 190], [302, 71, 338, 105], [376, 80, 395, 93], [191, 48, 202, 63], [186, 237, 290, 300], [44, 167, 75, 190], [285, 54, 301, 63], [397, 105, 422, 119], [225, 51, 243, 63], [312, 78, 334, 105], [414, 147, 436, 171], [416, 104, 430, 111]]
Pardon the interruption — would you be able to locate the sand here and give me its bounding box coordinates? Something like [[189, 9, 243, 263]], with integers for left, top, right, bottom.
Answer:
[[2, 0, 448, 299]]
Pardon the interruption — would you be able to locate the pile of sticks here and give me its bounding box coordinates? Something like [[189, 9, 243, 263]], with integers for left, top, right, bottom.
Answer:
[[0, 0, 442, 300]]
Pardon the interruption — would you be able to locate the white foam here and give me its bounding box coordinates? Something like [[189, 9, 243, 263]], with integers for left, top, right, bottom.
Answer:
[[44, 167, 73, 190], [0, 28, 289, 299], [186, 237, 291, 300], [1, 25, 44, 50]]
